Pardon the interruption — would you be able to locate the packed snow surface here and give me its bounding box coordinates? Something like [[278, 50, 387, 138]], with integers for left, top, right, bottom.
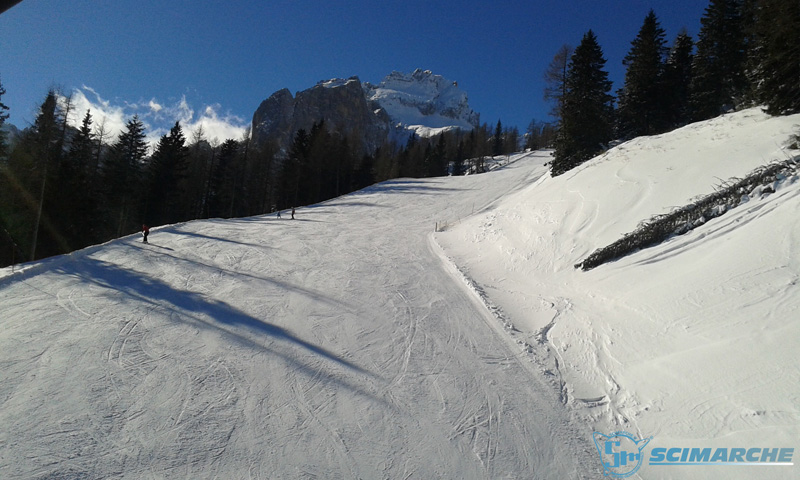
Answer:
[[0, 153, 595, 478], [2, 107, 799, 479]]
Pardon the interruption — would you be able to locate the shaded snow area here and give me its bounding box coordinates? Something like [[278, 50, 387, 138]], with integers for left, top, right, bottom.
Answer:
[[0, 152, 596, 478], [437, 107, 800, 479]]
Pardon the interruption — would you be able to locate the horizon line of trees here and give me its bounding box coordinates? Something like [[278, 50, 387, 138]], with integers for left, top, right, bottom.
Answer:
[[0, 83, 522, 267], [547, 0, 799, 176]]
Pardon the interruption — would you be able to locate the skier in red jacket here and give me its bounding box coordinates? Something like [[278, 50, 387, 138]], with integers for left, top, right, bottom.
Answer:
[[142, 224, 150, 243]]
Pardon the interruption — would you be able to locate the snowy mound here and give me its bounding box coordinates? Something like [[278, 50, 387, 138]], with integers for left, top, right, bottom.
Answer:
[[364, 69, 479, 138], [437, 107, 800, 479]]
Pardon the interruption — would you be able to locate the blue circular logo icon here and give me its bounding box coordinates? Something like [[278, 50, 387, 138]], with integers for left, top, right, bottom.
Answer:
[[592, 431, 652, 478]]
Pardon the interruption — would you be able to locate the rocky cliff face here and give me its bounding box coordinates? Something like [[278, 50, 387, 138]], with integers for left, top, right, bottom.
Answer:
[[251, 77, 390, 156], [250, 70, 478, 155]]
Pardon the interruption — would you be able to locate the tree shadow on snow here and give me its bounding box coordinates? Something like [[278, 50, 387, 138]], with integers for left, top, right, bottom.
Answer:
[[134, 244, 350, 311], [144, 243, 174, 251], [351, 179, 468, 196], [159, 228, 275, 250], [54, 257, 383, 397]]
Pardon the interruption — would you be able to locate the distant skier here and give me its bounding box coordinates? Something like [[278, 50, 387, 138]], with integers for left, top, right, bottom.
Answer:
[[142, 224, 149, 244], [291, 207, 295, 220], [277, 210, 281, 219]]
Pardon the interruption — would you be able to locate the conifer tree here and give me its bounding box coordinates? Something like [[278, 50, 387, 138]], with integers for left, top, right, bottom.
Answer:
[[103, 115, 148, 237], [617, 10, 669, 138], [428, 134, 448, 177], [663, 30, 695, 128], [146, 121, 190, 225], [187, 126, 216, 219], [690, 0, 749, 120], [552, 30, 615, 176], [306, 120, 331, 204], [543, 45, 574, 122], [526, 120, 557, 150], [353, 151, 376, 188], [206, 138, 240, 218], [249, 139, 277, 214], [748, 0, 800, 115], [0, 91, 64, 262], [29, 91, 64, 260], [0, 77, 9, 161], [492, 120, 504, 156], [504, 126, 520, 154], [62, 110, 99, 246], [0, 78, 16, 266], [279, 128, 309, 209]]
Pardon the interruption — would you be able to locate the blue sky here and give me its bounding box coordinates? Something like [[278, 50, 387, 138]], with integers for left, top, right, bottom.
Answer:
[[1, 0, 707, 142]]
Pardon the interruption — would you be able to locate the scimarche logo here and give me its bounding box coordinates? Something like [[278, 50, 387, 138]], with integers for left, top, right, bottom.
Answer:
[[593, 430, 795, 476], [649, 446, 795, 466], [593, 431, 652, 478]]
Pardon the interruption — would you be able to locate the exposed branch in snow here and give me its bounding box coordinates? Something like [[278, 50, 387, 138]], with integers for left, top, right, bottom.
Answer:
[[577, 156, 800, 271]]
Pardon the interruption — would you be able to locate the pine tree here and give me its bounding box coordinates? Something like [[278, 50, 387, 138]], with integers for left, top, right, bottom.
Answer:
[[103, 115, 148, 237], [353, 151, 376, 188], [617, 10, 669, 138], [690, 0, 749, 120], [249, 138, 277, 214], [186, 126, 215, 219], [279, 128, 309, 209], [29, 91, 65, 260], [504, 126, 520, 154], [663, 30, 695, 128], [452, 140, 466, 176], [61, 110, 99, 246], [146, 121, 190, 225], [0, 92, 64, 264], [526, 120, 557, 150], [492, 120, 504, 156], [552, 30, 615, 176], [0, 77, 9, 161], [748, 0, 800, 115], [543, 45, 574, 122], [206, 138, 240, 218], [428, 134, 448, 176], [306, 120, 331, 204]]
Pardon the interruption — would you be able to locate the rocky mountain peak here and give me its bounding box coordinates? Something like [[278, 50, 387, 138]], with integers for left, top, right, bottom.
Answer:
[[250, 70, 478, 155]]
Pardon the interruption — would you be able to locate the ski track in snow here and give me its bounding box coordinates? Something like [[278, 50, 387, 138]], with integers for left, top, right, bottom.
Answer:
[[0, 151, 598, 478]]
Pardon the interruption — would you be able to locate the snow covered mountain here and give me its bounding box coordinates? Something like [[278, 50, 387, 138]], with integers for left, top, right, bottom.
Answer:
[[2, 107, 799, 479], [251, 69, 478, 154], [364, 69, 480, 139]]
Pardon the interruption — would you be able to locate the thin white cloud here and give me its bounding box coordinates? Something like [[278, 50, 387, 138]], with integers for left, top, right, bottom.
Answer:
[[66, 87, 129, 143], [148, 99, 163, 113], [62, 87, 249, 150], [190, 105, 250, 144]]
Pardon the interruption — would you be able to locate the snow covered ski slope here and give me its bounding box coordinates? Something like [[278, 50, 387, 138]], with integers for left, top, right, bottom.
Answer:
[[0, 151, 597, 478], [2, 107, 798, 479], [437, 107, 800, 479]]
